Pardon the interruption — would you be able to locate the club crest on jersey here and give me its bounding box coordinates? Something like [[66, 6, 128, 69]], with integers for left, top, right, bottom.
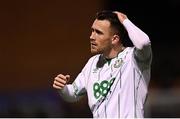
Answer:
[[114, 58, 123, 68]]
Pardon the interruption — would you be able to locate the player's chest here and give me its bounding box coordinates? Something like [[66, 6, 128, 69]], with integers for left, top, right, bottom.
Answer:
[[91, 59, 124, 80], [87, 59, 124, 100]]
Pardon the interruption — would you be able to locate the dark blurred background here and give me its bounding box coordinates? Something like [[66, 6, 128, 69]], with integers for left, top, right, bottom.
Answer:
[[0, 0, 179, 117]]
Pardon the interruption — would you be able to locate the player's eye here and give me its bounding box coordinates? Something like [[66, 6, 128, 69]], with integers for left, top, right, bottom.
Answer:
[[95, 29, 103, 35]]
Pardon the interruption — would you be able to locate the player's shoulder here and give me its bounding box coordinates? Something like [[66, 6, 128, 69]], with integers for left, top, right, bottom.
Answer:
[[124, 47, 135, 55], [83, 54, 100, 68], [88, 54, 100, 63], [127, 46, 135, 51], [120, 47, 135, 61], [85, 54, 100, 65]]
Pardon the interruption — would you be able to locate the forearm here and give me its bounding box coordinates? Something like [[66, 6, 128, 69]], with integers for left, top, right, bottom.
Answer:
[[123, 19, 151, 50], [123, 19, 152, 61], [59, 84, 80, 102]]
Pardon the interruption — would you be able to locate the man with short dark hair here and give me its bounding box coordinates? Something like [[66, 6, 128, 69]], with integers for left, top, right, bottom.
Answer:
[[53, 10, 152, 118]]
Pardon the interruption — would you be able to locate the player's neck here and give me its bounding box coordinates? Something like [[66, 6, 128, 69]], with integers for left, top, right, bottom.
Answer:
[[104, 44, 125, 59]]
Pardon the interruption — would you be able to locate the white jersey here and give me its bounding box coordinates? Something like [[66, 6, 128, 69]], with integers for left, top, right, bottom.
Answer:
[[59, 19, 152, 118]]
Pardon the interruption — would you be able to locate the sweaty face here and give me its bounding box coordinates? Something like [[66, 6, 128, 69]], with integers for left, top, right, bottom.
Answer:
[[90, 19, 114, 55]]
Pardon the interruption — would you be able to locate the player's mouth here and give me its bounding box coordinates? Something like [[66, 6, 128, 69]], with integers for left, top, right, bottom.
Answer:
[[91, 42, 97, 46], [91, 43, 97, 49]]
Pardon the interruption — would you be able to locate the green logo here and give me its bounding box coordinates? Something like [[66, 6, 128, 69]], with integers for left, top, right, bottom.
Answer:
[[93, 78, 115, 99]]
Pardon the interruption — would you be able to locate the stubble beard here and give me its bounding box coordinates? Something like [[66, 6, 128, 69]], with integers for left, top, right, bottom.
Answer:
[[90, 46, 102, 55]]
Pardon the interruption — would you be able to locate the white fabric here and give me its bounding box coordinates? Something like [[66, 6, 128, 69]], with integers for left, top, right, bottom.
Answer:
[[59, 19, 152, 118]]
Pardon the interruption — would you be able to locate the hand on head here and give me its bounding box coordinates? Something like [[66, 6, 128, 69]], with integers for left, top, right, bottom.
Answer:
[[114, 11, 128, 23]]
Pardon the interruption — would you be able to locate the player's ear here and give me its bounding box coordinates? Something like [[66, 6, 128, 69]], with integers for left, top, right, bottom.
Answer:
[[112, 35, 120, 45]]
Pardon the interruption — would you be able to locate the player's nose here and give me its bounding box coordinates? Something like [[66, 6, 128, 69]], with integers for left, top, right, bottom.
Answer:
[[90, 32, 95, 41]]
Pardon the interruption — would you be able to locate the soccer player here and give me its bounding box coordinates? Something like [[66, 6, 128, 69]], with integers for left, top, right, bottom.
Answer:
[[53, 10, 152, 118]]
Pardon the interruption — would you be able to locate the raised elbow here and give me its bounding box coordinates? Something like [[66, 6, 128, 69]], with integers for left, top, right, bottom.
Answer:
[[137, 35, 151, 50]]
